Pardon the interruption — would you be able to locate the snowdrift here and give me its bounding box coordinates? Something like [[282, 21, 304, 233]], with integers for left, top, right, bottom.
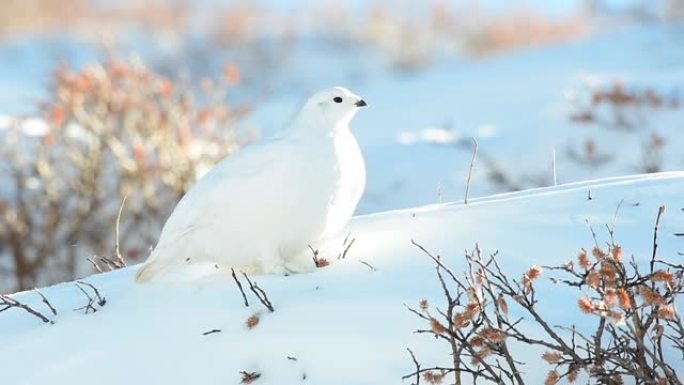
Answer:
[[1, 172, 683, 384]]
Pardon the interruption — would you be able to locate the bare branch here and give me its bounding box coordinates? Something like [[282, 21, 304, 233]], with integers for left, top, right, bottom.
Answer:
[[231, 268, 249, 307], [113, 196, 128, 268], [359, 260, 377, 271], [0, 293, 53, 324], [405, 348, 421, 385], [241, 272, 274, 312], [338, 236, 356, 260], [73, 281, 106, 314], [464, 137, 478, 205], [33, 288, 57, 316]]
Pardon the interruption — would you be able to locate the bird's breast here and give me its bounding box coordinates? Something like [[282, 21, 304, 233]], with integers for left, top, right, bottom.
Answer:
[[323, 131, 366, 235]]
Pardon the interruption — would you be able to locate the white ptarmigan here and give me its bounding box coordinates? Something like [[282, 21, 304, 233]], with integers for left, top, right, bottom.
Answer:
[[134, 87, 367, 282]]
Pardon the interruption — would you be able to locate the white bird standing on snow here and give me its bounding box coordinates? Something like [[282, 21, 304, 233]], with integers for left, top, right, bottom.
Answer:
[[135, 87, 367, 282]]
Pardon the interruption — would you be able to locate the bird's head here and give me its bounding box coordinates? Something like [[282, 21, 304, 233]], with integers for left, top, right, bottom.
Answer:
[[293, 87, 367, 132]]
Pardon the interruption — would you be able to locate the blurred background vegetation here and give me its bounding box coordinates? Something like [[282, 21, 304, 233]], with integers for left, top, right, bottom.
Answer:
[[0, 0, 682, 292]]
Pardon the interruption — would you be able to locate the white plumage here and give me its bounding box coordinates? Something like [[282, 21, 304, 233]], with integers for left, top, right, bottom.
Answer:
[[134, 87, 367, 282]]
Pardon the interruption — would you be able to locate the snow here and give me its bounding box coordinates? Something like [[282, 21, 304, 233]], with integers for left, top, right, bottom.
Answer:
[[16, 117, 50, 136], [1, 172, 683, 384], [0, 115, 49, 136], [1, 2, 684, 382], [396, 127, 462, 145]]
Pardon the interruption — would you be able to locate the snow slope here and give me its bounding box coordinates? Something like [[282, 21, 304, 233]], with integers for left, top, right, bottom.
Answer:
[[1, 172, 683, 384]]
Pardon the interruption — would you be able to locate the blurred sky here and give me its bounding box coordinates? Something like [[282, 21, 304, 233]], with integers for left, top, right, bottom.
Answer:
[[0, 0, 671, 115], [256, 0, 647, 15]]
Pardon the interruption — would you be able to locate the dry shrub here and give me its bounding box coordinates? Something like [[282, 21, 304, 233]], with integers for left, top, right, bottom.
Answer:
[[569, 81, 679, 132], [464, 10, 588, 56], [245, 313, 260, 330], [0, 0, 190, 38], [356, 4, 588, 71], [567, 80, 680, 173], [0, 0, 88, 38], [0, 58, 249, 292], [406, 207, 683, 384], [240, 371, 261, 384], [1, 1, 589, 75]]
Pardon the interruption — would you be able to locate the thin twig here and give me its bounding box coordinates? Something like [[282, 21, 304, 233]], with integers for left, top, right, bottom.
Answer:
[[552, 148, 557, 186], [73, 281, 106, 314], [464, 137, 478, 205], [651, 205, 665, 274], [406, 347, 421, 385], [113, 196, 128, 267], [99, 256, 121, 270], [73, 285, 96, 313], [86, 257, 104, 273], [34, 288, 57, 316], [359, 260, 377, 271], [231, 268, 249, 307], [0, 294, 53, 324], [585, 219, 600, 249], [338, 237, 356, 260], [308, 244, 329, 268], [241, 272, 274, 312], [76, 281, 106, 306]]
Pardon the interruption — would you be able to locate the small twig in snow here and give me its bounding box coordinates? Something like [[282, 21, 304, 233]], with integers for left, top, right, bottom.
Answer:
[[464, 137, 478, 205], [76, 281, 106, 306], [113, 196, 128, 268], [231, 268, 250, 307], [245, 313, 260, 329], [552, 148, 557, 186], [202, 329, 222, 336], [240, 371, 261, 384], [309, 244, 329, 268], [86, 257, 104, 273], [73, 281, 106, 314], [0, 293, 53, 324], [338, 237, 356, 260], [34, 288, 57, 316], [359, 260, 377, 271], [99, 256, 122, 270], [241, 272, 274, 312]]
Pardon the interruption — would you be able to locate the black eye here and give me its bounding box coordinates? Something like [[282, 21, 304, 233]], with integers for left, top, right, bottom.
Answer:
[[333, 97, 343, 103]]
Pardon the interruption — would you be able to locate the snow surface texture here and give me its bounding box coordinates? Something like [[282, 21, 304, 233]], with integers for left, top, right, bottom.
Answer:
[[1, 173, 683, 384], [135, 87, 367, 282]]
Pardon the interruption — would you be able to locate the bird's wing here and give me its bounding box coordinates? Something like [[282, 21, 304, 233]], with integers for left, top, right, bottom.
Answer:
[[155, 137, 294, 248]]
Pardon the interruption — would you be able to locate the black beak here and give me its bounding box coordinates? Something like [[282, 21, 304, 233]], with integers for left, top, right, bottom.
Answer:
[[355, 99, 368, 107]]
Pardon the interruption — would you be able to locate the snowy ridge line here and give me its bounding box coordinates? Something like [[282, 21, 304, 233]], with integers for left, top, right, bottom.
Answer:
[[352, 171, 684, 220]]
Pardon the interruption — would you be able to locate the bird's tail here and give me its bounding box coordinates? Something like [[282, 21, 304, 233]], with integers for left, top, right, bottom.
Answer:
[[134, 260, 163, 283]]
